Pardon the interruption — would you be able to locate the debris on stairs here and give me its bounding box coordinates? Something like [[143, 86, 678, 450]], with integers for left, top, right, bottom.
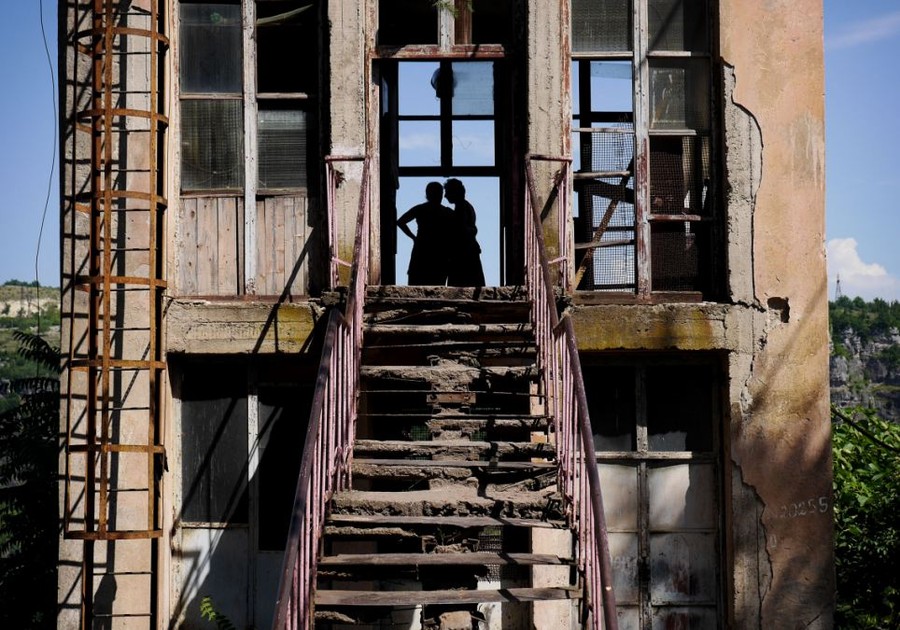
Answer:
[[313, 286, 581, 629]]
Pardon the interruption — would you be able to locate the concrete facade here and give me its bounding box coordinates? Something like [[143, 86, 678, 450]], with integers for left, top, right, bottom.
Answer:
[[58, 0, 832, 628]]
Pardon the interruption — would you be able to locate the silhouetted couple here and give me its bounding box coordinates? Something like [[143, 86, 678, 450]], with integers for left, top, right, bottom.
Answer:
[[397, 179, 486, 287]]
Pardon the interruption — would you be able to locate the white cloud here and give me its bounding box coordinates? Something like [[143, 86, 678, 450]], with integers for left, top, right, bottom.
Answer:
[[827, 237, 900, 301], [827, 10, 900, 50]]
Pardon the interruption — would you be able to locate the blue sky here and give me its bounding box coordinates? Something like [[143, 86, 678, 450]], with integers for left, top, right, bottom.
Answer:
[[1, 1, 898, 301]]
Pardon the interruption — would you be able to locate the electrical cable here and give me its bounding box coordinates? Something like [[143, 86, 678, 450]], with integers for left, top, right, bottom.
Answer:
[[35, 0, 58, 339]]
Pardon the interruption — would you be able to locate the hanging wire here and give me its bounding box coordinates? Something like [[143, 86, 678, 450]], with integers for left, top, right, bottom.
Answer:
[[34, 0, 58, 341]]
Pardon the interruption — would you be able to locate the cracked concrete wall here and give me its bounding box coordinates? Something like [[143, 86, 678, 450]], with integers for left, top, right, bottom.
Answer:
[[721, 0, 833, 627], [570, 0, 832, 626]]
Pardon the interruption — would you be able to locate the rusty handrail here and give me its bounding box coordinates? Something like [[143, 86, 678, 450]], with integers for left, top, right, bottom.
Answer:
[[272, 156, 370, 630], [524, 155, 618, 630]]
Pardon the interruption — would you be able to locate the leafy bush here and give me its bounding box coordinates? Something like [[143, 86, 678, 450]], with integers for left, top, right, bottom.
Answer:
[[832, 405, 900, 628], [0, 332, 59, 629]]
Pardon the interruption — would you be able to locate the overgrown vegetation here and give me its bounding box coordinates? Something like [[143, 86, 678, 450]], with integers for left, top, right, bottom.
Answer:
[[832, 405, 900, 629], [0, 331, 60, 629], [830, 296, 900, 343], [0, 283, 59, 415]]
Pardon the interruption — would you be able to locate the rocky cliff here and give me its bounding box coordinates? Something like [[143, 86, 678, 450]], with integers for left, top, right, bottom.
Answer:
[[830, 327, 900, 423]]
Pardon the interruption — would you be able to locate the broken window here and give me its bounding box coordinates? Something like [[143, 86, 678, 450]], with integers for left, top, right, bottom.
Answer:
[[583, 355, 723, 628], [179, 0, 316, 193], [571, 0, 717, 299]]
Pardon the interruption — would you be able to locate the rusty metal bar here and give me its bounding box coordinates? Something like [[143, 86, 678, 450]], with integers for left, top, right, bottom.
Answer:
[[66, 0, 169, 538], [273, 157, 370, 630], [524, 155, 618, 630]]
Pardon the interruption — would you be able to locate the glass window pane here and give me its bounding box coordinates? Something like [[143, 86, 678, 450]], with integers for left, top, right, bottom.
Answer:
[[572, 0, 632, 52], [258, 106, 307, 189], [378, 0, 438, 46], [181, 100, 245, 191], [257, 385, 312, 551], [257, 0, 318, 94], [400, 62, 441, 116], [586, 365, 637, 450], [648, 0, 709, 52], [451, 62, 494, 116], [649, 532, 717, 604], [472, 0, 512, 46], [181, 365, 248, 523], [650, 136, 711, 215], [608, 532, 640, 604], [649, 59, 710, 131], [650, 221, 708, 292], [648, 463, 717, 529], [589, 61, 633, 114], [180, 4, 242, 93], [646, 364, 714, 451], [399, 120, 441, 166], [599, 464, 639, 530], [451, 120, 494, 166], [651, 607, 719, 630]]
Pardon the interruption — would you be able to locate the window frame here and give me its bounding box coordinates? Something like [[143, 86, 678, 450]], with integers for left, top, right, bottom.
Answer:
[[583, 353, 726, 629], [571, 0, 720, 303], [178, 0, 316, 197]]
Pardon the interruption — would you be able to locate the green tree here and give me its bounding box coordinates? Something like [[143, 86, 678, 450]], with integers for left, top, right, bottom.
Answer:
[[832, 405, 900, 628], [0, 331, 59, 629]]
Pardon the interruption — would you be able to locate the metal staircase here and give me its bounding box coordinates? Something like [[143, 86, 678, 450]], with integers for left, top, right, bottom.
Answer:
[[273, 156, 617, 629], [313, 285, 579, 628]]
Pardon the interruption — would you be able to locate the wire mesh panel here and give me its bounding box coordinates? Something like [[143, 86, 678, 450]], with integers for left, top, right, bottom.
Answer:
[[571, 0, 716, 299], [571, 0, 633, 52]]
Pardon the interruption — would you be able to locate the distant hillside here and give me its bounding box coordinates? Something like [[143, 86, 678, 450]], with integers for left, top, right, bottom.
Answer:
[[0, 281, 60, 413], [829, 296, 900, 422]]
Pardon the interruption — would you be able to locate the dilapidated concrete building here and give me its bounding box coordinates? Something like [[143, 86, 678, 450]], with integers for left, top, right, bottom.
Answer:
[[58, 1, 833, 628]]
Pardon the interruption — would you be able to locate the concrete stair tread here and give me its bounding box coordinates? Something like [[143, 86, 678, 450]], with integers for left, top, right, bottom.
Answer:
[[315, 586, 581, 607], [319, 551, 572, 566], [326, 513, 567, 529], [365, 323, 532, 334], [353, 458, 556, 469]]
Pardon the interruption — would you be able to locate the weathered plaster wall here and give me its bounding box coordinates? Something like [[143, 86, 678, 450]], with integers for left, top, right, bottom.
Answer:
[[164, 300, 321, 354], [566, 1, 832, 626], [328, 0, 374, 283], [720, 0, 833, 626], [526, 0, 569, 284]]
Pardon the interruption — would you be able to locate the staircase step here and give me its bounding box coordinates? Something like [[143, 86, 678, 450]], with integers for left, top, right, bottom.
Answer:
[[365, 285, 527, 302], [360, 365, 539, 382], [353, 458, 555, 470], [326, 513, 566, 529], [315, 586, 580, 607], [362, 342, 537, 367], [331, 488, 565, 520], [354, 439, 555, 460], [364, 323, 532, 336], [319, 551, 571, 567]]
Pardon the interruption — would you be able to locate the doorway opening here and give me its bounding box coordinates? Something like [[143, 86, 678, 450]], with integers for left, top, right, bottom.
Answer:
[[380, 60, 509, 287]]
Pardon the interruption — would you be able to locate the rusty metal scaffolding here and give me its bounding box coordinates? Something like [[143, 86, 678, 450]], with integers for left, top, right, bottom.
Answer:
[[64, 0, 169, 553]]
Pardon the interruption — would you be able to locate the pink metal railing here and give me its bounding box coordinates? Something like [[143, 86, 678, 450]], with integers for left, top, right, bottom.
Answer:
[[524, 155, 618, 630], [272, 156, 370, 630]]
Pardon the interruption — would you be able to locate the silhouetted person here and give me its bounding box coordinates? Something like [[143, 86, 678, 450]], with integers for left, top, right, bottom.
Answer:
[[397, 182, 454, 285], [444, 178, 486, 287]]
